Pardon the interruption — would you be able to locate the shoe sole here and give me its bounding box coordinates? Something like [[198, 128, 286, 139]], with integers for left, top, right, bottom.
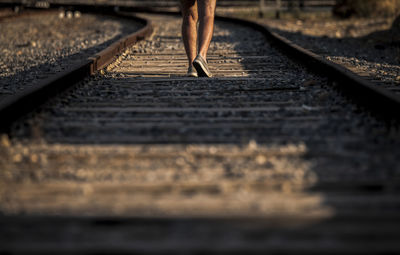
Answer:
[[193, 59, 212, 78]]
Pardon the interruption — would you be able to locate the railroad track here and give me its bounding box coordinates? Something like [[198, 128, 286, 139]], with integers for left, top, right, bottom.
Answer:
[[1, 5, 400, 254]]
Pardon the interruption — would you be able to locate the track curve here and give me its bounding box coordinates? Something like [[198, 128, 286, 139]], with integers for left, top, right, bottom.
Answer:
[[0, 7, 400, 255]]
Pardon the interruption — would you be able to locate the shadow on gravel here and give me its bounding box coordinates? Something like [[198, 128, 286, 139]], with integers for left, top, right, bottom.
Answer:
[[267, 22, 400, 67]]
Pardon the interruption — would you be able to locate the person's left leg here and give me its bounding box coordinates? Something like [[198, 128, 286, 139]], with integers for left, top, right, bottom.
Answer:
[[197, 0, 216, 61], [192, 0, 216, 77]]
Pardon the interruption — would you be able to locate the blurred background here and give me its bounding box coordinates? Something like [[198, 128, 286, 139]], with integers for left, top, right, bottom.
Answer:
[[3, 0, 399, 40], [3, 0, 400, 17]]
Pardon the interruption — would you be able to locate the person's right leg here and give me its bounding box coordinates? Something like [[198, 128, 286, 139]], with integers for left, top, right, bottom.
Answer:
[[181, 0, 198, 68]]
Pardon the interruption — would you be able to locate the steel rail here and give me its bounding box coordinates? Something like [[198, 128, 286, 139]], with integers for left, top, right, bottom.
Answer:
[[214, 16, 400, 121]]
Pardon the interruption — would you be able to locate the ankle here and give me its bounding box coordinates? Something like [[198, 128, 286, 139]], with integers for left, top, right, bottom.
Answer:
[[198, 53, 207, 61]]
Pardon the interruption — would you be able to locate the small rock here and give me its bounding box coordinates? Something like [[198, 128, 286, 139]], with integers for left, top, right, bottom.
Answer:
[[66, 11, 73, 19], [303, 80, 318, 86], [30, 154, 38, 163], [302, 104, 316, 111], [317, 91, 330, 101], [256, 155, 267, 165], [1, 135, 10, 147], [248, 140, 258, 151], [209, 147, 217, 154], [13, 154, 22, 163]]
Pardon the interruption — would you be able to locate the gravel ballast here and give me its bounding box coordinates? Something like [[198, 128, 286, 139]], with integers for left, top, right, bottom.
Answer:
[[261, 16, 400, 93], [0, 10, 143, 98], [1, 12, 400, 253], [1, 13, 400, 215]]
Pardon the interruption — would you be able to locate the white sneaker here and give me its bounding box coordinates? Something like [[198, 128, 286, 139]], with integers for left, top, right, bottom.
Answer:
[[187, 65, 198, 77], [193, 55, 212, 77]]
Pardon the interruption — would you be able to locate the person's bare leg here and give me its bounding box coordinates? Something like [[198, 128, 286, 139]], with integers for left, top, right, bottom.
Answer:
[[197, 0, 216, 61], [181, 0, 198, 67]]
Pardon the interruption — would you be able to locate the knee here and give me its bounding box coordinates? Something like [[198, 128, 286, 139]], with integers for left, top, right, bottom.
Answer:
[[183, 10, 198, 23], [199, 8, 215, 22], [199, 14, 214, 25]]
